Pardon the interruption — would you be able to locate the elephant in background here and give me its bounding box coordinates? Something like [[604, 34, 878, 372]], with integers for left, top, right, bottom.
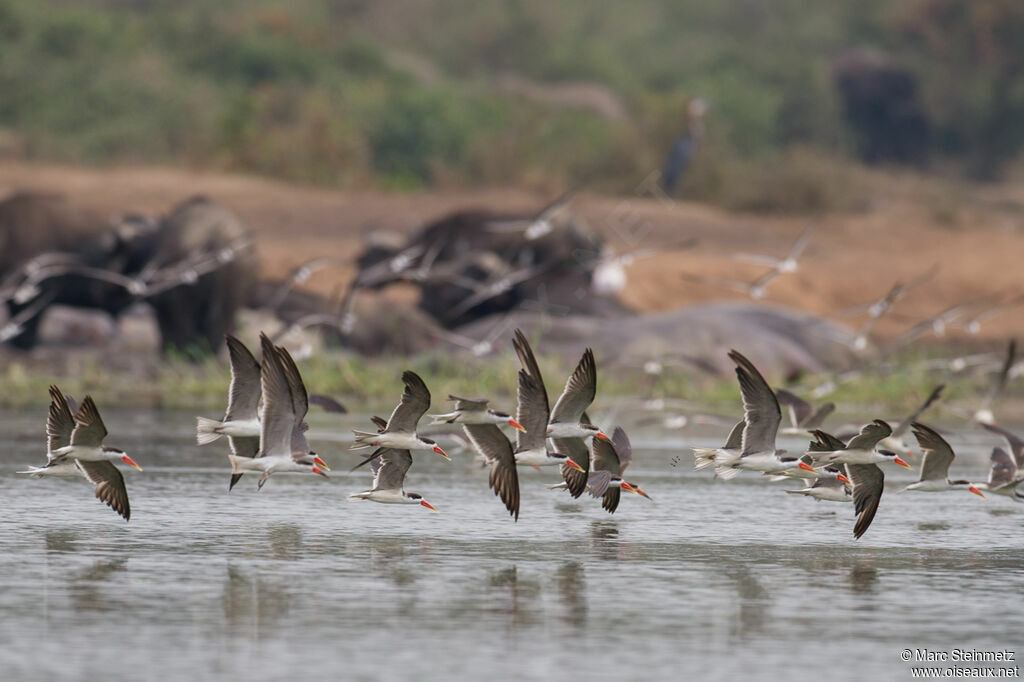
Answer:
[[0, 192, 258, 356], [140, 196, 258, 354]]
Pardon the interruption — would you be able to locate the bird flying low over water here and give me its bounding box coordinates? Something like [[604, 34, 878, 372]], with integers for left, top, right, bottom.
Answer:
[[348, 448, 439, 512], [844, 460, 885, 540], [197, 334, 262, 445], [588, 427, 650, 513], [783, 468, 851, 503], [800, 427, 887, 539], [350, 371, 449, 461], [462, 423, 521, 520], [714, 350, 818, 479], [900, 423, 986, 498], [430, 395, 525, 431], [808, 420, 912, 470], [546, 347, 607, 441], [19, 386, 140, 521], [972, 446, 1024, 501], [226, 333, 329, 490], [510, 329, 592, 472], [692, 420, 744, 472]]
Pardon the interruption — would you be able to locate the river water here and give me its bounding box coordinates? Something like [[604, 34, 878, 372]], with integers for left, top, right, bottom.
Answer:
[[0, 409, 1020, 681]]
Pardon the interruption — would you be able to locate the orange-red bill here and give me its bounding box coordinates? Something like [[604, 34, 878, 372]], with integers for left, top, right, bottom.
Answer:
[[894, 456, 913, 469], [122, 455, 143, 471], [420, 499, 439, 512], [433, 445, 451, 461], [564, 459, 586, 473], [509, 419, 526, 433]]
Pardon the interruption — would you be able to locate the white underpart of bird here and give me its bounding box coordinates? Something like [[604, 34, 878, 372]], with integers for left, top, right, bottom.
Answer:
[[809, 420, 913, 470], [692, 420, 744, 471]]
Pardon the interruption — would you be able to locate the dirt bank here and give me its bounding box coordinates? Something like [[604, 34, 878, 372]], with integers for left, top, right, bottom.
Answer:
[[0, 161, 1021, 346]]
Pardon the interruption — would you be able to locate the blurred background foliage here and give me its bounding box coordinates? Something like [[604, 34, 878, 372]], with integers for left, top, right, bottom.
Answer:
[[0, 0, 1023, 209]]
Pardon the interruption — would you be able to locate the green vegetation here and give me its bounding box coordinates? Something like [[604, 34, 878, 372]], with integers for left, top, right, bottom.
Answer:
[[0, 0, 1021, 208], [0, 346, 1017, 430]]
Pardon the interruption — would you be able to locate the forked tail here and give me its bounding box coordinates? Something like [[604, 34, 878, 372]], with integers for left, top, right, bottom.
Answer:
[[196, 417, 224, 445], [350, 430, 380, 449]]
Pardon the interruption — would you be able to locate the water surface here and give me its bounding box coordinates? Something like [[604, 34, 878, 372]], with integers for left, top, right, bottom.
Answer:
[[1, 410, 1020, 681]]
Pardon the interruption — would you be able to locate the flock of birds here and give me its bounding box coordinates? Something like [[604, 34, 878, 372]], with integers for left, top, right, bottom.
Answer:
[[17, 328, 1024, 539], [18, 329, 652, 522]]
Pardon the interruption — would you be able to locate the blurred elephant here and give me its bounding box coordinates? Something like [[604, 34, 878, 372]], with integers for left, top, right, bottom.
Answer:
[[0, 192, 257, 355], [353, 205, 630, 328], [141, 196, 258, 354]]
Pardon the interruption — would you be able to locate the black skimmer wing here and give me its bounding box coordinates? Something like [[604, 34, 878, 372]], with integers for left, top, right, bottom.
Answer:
[[257, 334, 296, 458], [601, 484, 622, 514], [463, 424, 520, 520], [275, 344, 309, 424], [46, 385, 75, 454], [612, 426, 633, 475], [274, 343, 316, 462], [554, 436, 590, 497], [809, 429, 848, 452], [513, 329, 546, 389], [892, 385, 944, 439], [988, 447, 1017, 490], [224, 335, 261, 424], [588, 434, 621, 512], [451, 395, 490, 411], [776, 389, 813, 430], [308, 394, 347, 414], [981, 423, 1024, 470], [371, 448, 413, 492], [588, 434, 619, 497], [385, 371, 431, 434], [549, 348, 597, 426], [845, 420, 893, 452], [290, 422, 312, 458], [728, 350, 781, 457], [803, 403, 835, 430], [845, 463, 884, 539], [512, 330, 550, 452], [515, 369, 549, 453], [75, 460, 130, 521], [70, 396, 109, 448], [553, 410, 595, 498], [910, 422, 956, 483], [722, 420, 745, 450]]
